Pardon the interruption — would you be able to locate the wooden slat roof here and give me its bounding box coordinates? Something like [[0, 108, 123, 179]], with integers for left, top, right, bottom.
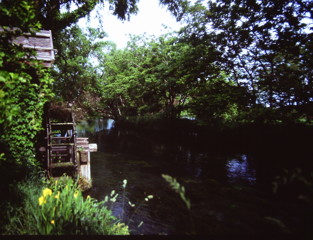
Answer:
[[1, 28, 55, 67], [14, 30, 55, 67]]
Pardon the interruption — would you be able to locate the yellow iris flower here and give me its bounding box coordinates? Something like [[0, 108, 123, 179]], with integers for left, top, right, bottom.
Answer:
[[42, 188, 52, 197], [38, 196, 46, 206], [54, 191, 60, 199]]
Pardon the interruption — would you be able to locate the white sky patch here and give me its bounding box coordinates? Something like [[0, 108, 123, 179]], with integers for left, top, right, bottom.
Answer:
[[78, 0, 184, 49]]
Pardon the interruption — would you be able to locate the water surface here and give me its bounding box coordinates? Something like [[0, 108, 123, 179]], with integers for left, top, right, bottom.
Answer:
[[77, 118, 312, 235]]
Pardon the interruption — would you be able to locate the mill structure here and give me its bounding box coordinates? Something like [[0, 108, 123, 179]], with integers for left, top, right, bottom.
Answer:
[[9, 28, 97, 180], [45, 106, 97, 180]]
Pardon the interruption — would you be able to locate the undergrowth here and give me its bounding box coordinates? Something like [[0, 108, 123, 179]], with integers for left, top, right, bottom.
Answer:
[[3, 175, 129, 235]]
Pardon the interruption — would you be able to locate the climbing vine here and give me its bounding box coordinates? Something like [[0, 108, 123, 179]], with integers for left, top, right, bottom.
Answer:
[[0, 63, 53, 166], [0, 0, 54, 168]]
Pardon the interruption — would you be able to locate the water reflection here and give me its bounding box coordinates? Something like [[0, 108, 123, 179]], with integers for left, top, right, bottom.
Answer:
[[106, 119, 115, 130], [226, 154, 256, 184], [77, 118, 115, 136]]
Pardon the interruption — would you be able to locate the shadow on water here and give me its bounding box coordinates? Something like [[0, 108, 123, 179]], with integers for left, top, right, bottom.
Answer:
[[77, 118, 313, 236]]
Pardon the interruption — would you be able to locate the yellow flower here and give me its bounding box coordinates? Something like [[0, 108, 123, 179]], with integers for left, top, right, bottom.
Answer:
[[54, 191, 60, 199], [51, 220, 55, 225], [74, 191, 79, 198], [42, 188, 52, 197], [38, 196, 46, 206]]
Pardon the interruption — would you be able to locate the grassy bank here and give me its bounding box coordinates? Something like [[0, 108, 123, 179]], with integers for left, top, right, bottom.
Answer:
[[1, 174, 129, 235]]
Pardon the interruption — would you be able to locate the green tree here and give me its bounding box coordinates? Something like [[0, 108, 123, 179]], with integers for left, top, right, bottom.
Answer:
[[30, 0, 191, 117], [51, 25, 111, 110], [180, 0, 313, 123], [188, 74, 252, 125], [96, 32, 225, 120], [96, 36, 155, 119]]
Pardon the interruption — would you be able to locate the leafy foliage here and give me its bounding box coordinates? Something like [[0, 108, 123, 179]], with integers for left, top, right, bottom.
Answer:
[[0, 0, 41, 31], [51, 25, 110, 108], [3, 176, 129, 235], [188, 75, 251, 125], [0, 0, 53, 168], [96, 33, 230, 120], [50, 0, 313, 126], [180, 0, 313, 123]]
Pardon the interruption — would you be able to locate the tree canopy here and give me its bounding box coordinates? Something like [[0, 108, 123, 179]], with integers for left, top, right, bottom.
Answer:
[[23, 0, 189, 39], [48, 0, 313, 125], [178, 0, 313, 123]]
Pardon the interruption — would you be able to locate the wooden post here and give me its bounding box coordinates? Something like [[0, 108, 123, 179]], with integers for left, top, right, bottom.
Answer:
[[76, 138, 97, 181]]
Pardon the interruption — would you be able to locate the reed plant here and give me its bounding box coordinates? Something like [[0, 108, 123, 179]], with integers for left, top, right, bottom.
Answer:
[[162, 174, 195, 234], [106, 179, 154, 231], [162, 174, 190, 210]]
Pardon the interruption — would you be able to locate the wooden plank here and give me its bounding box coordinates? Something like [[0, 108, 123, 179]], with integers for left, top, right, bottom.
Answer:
[[89, 144, 97, 152], [15, 35, 52, 48], [77, 138, 89, 141], [50, 162, 75, 168], [49, 143, 75, 146], [51, 122, 75, 125], [77, 142, 89, 145], [51, 137, 72, 140], [22, 46, 54, 50], [24, 31, 52, 37], [51, 145, 69, 149]]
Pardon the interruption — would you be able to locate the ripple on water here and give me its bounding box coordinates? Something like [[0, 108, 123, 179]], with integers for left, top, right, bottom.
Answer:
[[226, 154, 256, 184]]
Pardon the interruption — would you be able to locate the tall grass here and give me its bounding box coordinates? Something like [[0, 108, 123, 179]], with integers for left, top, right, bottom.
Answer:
[[162, 174, 195, 234], [162, 174, 190, 210]]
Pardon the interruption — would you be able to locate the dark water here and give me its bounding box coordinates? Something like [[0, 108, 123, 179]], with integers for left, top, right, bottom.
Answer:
[[77, 119, 313, 235]]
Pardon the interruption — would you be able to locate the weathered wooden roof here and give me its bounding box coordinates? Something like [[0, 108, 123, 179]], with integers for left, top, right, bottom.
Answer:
[[0, 28, 55, 67], [14, 30, 55, 67]]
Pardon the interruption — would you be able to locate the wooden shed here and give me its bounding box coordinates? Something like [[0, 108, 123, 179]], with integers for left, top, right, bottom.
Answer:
[[13, 30, 55, 67]]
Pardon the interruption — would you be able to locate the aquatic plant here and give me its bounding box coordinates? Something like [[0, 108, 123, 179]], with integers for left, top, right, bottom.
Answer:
[[162, 174, 191, 210], [161, 174, 196, 234], [113, 179, 154, 232]]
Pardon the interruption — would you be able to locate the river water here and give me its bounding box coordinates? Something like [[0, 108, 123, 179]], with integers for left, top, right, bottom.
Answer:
[[77, 118, 313, 235]]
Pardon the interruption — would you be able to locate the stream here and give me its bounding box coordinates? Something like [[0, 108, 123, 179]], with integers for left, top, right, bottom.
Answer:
[[77, 118, 313, 235]]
